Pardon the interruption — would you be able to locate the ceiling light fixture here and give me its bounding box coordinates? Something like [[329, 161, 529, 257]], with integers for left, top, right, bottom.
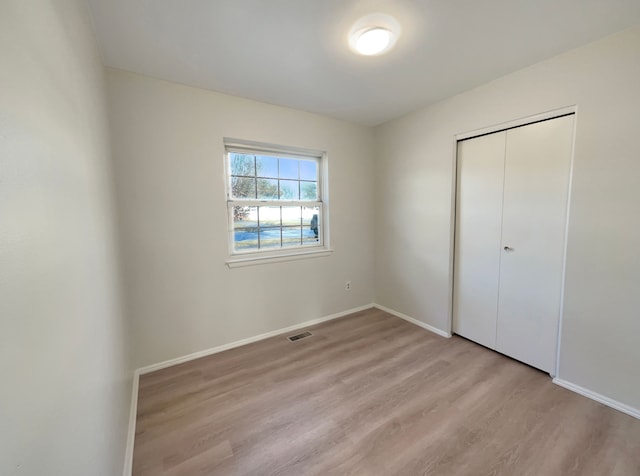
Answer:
[[349, 14, 400, 57], [354, 28, 393, 56]]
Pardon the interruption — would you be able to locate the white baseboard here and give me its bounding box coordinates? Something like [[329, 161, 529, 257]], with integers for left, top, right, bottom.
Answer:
[[373, 303, 452, 338], [123, 371, 140, 476], [553, 378, 640, 420], [137, 303, 374, 376]]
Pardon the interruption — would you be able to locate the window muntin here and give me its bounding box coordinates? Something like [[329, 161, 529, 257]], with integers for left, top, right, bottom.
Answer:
[[226, 144, 325, 255]]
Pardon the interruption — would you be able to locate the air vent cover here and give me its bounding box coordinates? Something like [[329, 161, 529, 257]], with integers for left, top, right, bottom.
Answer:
[[287, 331, 312, 342]]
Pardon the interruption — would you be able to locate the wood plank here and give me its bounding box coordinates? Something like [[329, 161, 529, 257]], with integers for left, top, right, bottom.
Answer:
[[132, 308, 640, 475]]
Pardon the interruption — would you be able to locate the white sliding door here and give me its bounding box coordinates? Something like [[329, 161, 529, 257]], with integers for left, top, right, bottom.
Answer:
[[453, 115, 574, 373], [453, 132, 506, 349], [496, 116, 574, 372]]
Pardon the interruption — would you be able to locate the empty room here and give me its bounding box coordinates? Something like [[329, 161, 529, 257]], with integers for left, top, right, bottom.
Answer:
[[2, 1, 640, 475]]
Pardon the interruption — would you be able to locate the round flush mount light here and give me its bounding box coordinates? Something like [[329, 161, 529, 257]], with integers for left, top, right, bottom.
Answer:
[[349, 14, 400, 56], [353, 27, 393, 55]]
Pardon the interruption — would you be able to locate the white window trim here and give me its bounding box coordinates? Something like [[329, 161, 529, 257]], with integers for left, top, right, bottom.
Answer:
[[223, 138, 332, 267], [226, 248, 333, 268]]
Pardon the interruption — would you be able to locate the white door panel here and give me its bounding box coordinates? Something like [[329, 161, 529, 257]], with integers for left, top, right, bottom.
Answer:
[[496, 116, 574, 372], [453, 132, 506, 349]]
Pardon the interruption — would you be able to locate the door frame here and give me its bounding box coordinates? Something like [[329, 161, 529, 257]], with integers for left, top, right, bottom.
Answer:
[[446, 105, 578, 377]]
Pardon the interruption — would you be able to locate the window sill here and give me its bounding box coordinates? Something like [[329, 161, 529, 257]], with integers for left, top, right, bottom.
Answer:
[[226, 248, 333, 268]]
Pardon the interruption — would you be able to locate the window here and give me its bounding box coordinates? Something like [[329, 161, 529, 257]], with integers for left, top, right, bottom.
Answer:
[[224, 139, 329, 263]]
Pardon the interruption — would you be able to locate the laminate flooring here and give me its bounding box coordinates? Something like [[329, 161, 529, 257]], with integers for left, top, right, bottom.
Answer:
[[133, 308, 640, 475]]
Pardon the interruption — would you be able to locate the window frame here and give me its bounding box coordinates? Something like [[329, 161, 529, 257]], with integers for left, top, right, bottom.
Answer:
[[224, 138, 331, 267]]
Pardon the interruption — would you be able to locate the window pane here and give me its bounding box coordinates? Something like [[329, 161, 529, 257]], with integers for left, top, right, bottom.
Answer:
[[234, 205, 257, 224], [279, 180, 299, 200], [282, 206, 302, 226], [303, 234, 319, 245], [257, 178, 278, 199], [233, 206, 258, 250], [231, 177, 256, 198], [258, 206, 281, 227], [278, 158, 298, 179], [300, 181, 317, 200], [282, 227, 302, 247], [226, 143, 325, 256], [299, 160, 317, 181], [258, 227, 281, 248], [256, 155, 278, 178], [303, 206, 320, 244], [230, 154, 255, 176]]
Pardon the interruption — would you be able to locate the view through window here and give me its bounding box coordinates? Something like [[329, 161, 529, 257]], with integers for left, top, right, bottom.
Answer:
[[226, 143, 325, 255]]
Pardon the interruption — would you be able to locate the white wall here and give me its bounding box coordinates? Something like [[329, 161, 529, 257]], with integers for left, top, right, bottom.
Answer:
[[374, 27, 640, 410], [107, 69, 375, 369], [2, 3, 635, 473], [0, 1, 131, 475]]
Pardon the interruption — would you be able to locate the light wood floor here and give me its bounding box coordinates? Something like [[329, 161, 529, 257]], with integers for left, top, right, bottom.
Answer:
[[133, 308, 640, 475]]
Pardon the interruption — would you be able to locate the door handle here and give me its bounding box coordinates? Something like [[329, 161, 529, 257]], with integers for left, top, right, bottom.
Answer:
[[504, 246, 514, 251]]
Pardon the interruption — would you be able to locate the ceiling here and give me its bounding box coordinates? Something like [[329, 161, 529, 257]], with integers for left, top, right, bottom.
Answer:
[[88, 0, 640, 126]]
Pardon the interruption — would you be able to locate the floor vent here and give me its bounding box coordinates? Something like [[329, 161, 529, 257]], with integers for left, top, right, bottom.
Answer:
[[287, 331, 312, 342]]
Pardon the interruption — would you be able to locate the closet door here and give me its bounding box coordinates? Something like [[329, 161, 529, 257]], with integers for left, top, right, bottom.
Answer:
[[453, 132, 506, 349], [496, 116, 574, 372]]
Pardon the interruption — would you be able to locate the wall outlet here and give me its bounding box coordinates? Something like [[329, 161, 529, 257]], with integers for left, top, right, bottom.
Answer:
[[345, 281, 351, 291]]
